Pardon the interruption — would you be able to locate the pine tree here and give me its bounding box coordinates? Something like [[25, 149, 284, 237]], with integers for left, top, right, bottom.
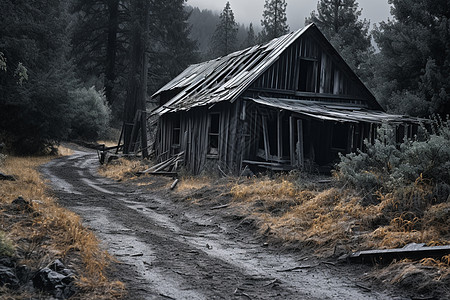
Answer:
[[260, 0, 289, 43], [123, 0, 149, 155], [306, 0, 371, 73], [0, 0, 79, 153], [372, 0, 450, 117], [210, 2, 238, 57], [241, 23, 257, 48], [71, 0, 128, 109], [147, 0, 199, 94]]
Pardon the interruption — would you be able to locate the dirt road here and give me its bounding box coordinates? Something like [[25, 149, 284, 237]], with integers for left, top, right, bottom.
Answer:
[[41, 149, 403, 299]]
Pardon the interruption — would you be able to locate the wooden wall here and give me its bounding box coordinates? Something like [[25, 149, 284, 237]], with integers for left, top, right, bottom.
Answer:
[[156, 101, 245, 175], [251, 32, 373, 105]]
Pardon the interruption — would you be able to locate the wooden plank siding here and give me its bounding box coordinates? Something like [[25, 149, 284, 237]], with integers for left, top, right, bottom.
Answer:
[[250, 32, 372, 105], [151, 25, 423, 175], [156, 101, 247, 175]]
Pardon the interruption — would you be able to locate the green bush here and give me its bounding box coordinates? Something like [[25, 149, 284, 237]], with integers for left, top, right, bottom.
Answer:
[[0, 231, 15, 257], [69, 87, 111, 141], [336, 119, 450, 203]]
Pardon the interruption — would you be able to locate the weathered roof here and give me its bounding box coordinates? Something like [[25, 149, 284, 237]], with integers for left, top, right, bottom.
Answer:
[[250, 97, 424, 124], [152, 24, 314, 115]]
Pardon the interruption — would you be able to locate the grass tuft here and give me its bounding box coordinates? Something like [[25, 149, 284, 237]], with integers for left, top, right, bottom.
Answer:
[[0, 154, 123, 298]]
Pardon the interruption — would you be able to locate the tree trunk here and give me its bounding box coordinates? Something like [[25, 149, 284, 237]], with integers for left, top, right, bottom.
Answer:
[[105, 0, 119, 106], [123, 0, 149, 156], [333, 0, 340, 33]]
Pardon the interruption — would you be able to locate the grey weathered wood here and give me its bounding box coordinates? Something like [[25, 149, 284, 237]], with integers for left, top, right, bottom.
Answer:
[[347, 124, 355, 152], [349, 243, 450, 264], [170, 178, 179, 190], [277, 111, 283, 160], [262, 116, 270, 161], [140, 110, 148, 158], [289, 116, 295, 166], [297, 119, 304, 169]]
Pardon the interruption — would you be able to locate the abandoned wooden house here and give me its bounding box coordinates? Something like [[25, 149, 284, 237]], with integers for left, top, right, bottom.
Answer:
[[150, 23, 421, 175]]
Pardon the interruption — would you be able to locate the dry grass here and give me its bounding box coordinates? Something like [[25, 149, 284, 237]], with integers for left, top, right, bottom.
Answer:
[[0, 154, 124, 299], [176, 176, 212, 192], [98, 159, 449, 297], [97, 140, 119, 148], [227, 174, 449, 297], [98, 157, 148, 181], [228, 175, 450, 255]]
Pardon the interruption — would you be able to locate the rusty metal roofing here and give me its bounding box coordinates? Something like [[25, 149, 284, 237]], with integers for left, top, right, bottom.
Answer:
[[250, 97, 424, 124], [152, 24, 314, 116]]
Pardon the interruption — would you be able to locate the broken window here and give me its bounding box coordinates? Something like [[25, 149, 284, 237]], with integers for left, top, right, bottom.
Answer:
[[208, 113, 220, 156]]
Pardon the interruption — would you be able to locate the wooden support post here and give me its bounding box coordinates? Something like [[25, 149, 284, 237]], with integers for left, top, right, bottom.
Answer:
[[359, 123, 364, 150], [297, 120, 304, 169], [262, 115, 270, 161], [140, 110, 148, 158], [347, 124, 354, 153], [128, 110, 142, 153], [116, 122, 125, 154], [277, 111, 282, 160], [289, 116, 295, 166], [404, 124, 409, 142]]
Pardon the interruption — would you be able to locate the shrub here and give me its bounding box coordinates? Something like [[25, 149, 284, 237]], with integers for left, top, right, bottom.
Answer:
[[336, 119, 450, 217], [0, 231, 15, 257], [69, 87, 111, 141], [337, 120, 450, 192]]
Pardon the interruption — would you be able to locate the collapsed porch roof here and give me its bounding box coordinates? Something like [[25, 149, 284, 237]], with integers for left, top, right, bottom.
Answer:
[[249, 97, 424, 124]]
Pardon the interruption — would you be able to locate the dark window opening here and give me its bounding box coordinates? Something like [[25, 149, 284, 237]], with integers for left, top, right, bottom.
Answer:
[[331, 122, 348, 150], [172, 114, 181, 146], [208, 113, 220, 156], [298, 59, 317, 92], [282, 117, 290, 157], [267, 118, 278, 156]]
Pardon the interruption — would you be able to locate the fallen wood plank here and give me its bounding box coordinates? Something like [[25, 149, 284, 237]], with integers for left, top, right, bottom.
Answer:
[[276, 264, 318, 272], [210, 204, 230, 210], [147, 172, 178, 177], [170, 179, 179, 190], [349, 243, 450, 264]]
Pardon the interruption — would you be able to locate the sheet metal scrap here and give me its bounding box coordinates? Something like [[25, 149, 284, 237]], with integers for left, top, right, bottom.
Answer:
[[250, 97, 425, 125], [348, 243, 450, 264]]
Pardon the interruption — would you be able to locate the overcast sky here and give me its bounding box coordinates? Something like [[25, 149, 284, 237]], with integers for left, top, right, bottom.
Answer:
[[186, 0, 392, 30]]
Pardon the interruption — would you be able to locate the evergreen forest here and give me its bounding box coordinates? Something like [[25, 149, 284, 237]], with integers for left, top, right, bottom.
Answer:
[[0, 0, 449, 154]]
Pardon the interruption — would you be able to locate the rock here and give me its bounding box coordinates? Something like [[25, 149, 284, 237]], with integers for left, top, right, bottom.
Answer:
[[49, 259, 65, 272], [0, 265, 20, 289], [33, 268, 65, 291], [11, 196, 33, 212], [16, 264, 32, 283], [33, 261, 77, 299], [0, 172, 15, 181], [0, 256, 16, 268]]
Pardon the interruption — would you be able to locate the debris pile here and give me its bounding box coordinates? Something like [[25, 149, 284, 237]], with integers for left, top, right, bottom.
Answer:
[[138, 151, 184, 176]]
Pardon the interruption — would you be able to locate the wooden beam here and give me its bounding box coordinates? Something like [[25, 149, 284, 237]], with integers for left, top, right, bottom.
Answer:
[[262, 116, 270, 161], [277, 111, 283, 160], [347, 124, 354, 153], [289, 116, 295, 166], [140, 110, 148, 158], [297, 120, 304, 169]]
